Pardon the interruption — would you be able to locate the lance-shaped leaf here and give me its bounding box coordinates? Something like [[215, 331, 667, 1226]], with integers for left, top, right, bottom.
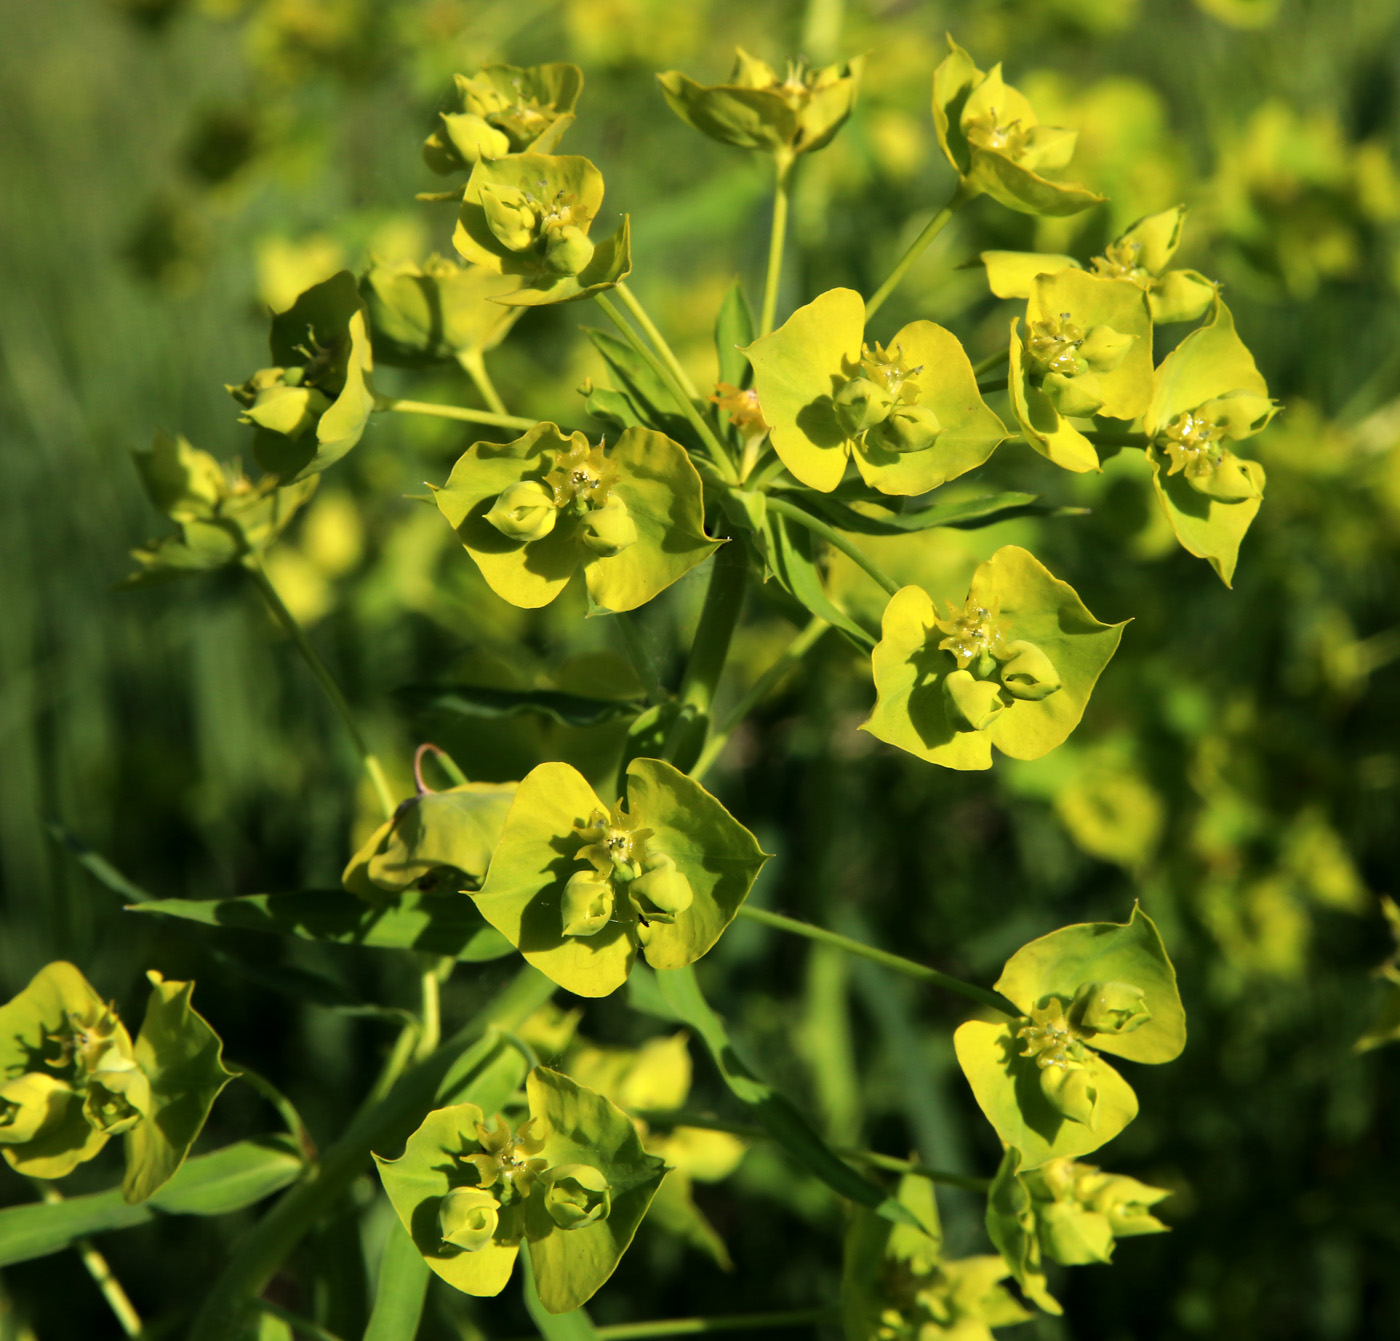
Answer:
[[1143, 299, 1276, 585], [932, 36, 1102, 217], [980, 206, 1216, 324], [745, 287, 1007, 495], [229, 270, 376, 482], [471, 760, 768, 997], [993, 905, 1186, 1065], [526, 1068, 668, 1313], [122, 972, 236, 1203], [0, 1136, 304, 1268], [657, 49, 863, 161], [423, 63, 583, 175], [343, 783, 518, 906], [434, 423, 717, 612], [453, 154, 630, 306], [862, 547, 1126, 770], [124, 433, 317, 586], [359, 255, 523, 366], [0, 963, 113, 1179]]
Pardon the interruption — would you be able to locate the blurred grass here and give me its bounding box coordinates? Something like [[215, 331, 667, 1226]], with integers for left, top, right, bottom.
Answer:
[[2, 0, 1400, 1337]]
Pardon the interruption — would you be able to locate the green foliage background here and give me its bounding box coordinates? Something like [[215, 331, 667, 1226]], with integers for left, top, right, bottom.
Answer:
[[2, 0, 1399, 1336]]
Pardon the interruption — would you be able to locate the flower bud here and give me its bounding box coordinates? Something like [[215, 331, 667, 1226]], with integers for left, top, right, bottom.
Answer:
[[1037, 1199, 1116, 1264], [1040, 370, 1107, 419], [480, 185, 538, 252], [542, 224, 595, 277], [1196, 393, 1276, 440], [943, 669, 1005, 732], [1082, 1172, 1170, 1237], [439, 111, 512, 166], [543, 1163, 612, 1229], [0, 1073, 74, 1146], [833, 376, 895, 436], [237, 375, 333, 441], [999, 640, 1062, 702], [1069, 980, 1151, 1036], [485, 480, 558, 543], [1185, 449, 1262, 501], [867, 403, 942, 455], [579, 496, 638, 557], [561, 869, 615, 937], [83, 1066, 151, 1136], [630, 854, 694, 917], [439, 1186, 500, 1252], [1038, 1061, 1097, 1128], [1079, 324, 1135, 373]]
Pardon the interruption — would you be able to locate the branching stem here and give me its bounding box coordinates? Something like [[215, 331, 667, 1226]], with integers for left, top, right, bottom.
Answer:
[[736, 905, 1019, 1016], [691, 617, 828, 781], [36, 1185, 143, 1337], [763, 494, 902, 597], [457, 348, 508, 416], [616, 282, 702, 402], [245, 561, 396, 820], [759, 156, 794, 338], [375, 395, 539, 434], [866, 182, 973, 321]]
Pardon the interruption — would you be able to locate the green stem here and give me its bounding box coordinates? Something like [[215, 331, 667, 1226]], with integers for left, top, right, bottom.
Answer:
[[594, 293, 738, 482], [748, 450, 790, 490], [456, 348, 508, 416], [764, 494, 901, 597], [506, 1310, 839, 1341], [36, 1186, 143, 1337], [190, 968, 556, 1341], [375, 395, 539, 434], [971, 345, 1010, 378], [977, 377, 1008, 394], [691, 617, 828, 782], [735, 905, 1018, 1016], [759, 156, 794, 338], [634, 1111, 987, 1190], [616, 282, 702, 402], [866, 182, 973, 321], [413, 957, 443, 1063], [616, 611, 666, 706], [228, 1062, 317, 1161], [666, 528, 748, 772], [245, 561, 396, 821], [1084, 429, 1151, 448]]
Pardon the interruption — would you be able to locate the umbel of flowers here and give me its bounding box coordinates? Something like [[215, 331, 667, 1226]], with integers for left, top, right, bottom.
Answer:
[[228, 270, 376, 482], [422, 62, 583, 174], [433, 422, 717, 612], [125, 430, 316, 584], [453, 152, 631, 305], [954, 907, 1186, 1169], [863, 547, 1125, 770], [470, 758, 769, 996], [1143, 298, 1278, 585], [978, 205, 1218, 325], [0, 962, 231, 1204], [744, 287, 1008, 495], [986, 1145, 1171, 1314], [375, 1067, 666, 1313], [657, 49, 863, 166]]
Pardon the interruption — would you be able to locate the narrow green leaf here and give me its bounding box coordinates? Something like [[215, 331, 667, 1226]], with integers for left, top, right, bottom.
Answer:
[[780, 490, 1047, 536], [714, 279, 755, 390], [648, 966, 925, 1232], [128, 889, 513, 962], [398, 683, 645, 729], [763, 510, 875, 652], [0, 1137, 304, 1267], [582, 328, 696, 447], [362, 1218, 430, 1341]]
